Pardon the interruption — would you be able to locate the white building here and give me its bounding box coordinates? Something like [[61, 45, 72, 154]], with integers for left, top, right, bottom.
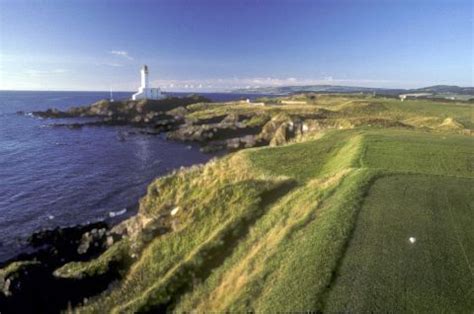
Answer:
[[132, 65, 165, 100], [399, 93, 432, 102]]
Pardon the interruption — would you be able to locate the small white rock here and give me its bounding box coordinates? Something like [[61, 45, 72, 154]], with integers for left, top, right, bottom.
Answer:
[[409, 237, 416, 244], [48, 215, 55, 220], [106, 236, 114, 247], [171, 207, 180, 216]]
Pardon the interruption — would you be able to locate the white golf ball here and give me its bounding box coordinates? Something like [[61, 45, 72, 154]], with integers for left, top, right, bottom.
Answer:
[[409, 237, 416, 244]]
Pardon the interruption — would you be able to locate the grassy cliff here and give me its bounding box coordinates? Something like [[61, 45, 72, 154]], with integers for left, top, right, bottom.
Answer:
[[75, 127, 472, 313], [5, 94, 473, 312]]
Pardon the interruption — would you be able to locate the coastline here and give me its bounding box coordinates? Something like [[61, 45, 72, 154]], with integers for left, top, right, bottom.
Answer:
[[1, 92, 472, 312], [2, 91, 273, 264], [0, 91, 228, 264], [0, 93, 240, 311]]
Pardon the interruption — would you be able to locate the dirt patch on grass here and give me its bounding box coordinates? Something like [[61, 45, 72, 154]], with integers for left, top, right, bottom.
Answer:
[[439, 117, 464, 130]]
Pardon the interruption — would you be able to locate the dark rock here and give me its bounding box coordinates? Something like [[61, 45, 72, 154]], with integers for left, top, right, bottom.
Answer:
[[200, 144, 226, 153], [33, 96, 210, 121], [190, 114, 227, 125], [77, 228, 108, 255], [0, 222, 123, 313]]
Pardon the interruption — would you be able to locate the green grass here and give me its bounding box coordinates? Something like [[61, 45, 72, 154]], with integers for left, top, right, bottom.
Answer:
[[117, 179, 292, 313], [324, 174, 474, 312], [68, 94, 473, 313], [79, 158, 292, 312], [183, 94, 472, 148], [386, 98, 474, 129], [361, 130, 474, 177], [245, 130, 361, 182], [173, 168, 370, 312], [251, 169, 377, 312]]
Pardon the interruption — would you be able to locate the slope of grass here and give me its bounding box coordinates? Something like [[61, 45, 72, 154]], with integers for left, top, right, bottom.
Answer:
[[172, 175, 348, 312], [78, 154, 293, 312], [117, 180, 293, 313], [251, 169, 376, 312], [174, 135, 367, 311], [245, 130, 361, 182]]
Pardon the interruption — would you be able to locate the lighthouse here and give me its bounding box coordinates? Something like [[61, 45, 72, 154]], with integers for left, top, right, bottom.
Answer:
[[140, 65, 149, 89], [132, 65, 164, 100]]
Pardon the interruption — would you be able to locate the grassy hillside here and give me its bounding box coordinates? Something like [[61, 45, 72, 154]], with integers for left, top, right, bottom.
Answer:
[[8, 94, 471, 312], [189, 93, 473, 132], [167, 92, 472, 153], [72, 126, 472, 312]]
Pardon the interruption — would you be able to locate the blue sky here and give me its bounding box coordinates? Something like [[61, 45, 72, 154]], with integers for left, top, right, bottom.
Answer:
[[0, 0, 472, 91]]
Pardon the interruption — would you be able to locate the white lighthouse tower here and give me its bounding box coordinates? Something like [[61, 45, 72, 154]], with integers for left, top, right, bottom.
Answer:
[[132, 65, 164, 100]]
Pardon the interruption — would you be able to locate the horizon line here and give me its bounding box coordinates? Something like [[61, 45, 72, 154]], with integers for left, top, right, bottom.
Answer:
[[1, 83, 472, 94]]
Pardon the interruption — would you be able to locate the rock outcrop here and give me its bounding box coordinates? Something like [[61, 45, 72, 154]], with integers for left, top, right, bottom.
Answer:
[[0, 222, 123, 312]]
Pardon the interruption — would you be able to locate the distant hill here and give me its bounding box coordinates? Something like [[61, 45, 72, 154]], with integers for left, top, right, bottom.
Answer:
[[413, 85, 474, 95], [232, 84, 474, 99]]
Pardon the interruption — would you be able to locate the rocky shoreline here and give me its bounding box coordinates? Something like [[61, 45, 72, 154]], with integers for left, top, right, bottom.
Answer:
[[25, 94, 314, 153], [3, 94, 302, 312], [4, 95, 221, 312], [31, 95, 209, 132], [3, 95, 258, 312], [0, 222, 122, 312]]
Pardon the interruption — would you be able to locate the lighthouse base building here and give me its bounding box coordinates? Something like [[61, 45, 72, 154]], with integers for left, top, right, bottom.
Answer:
[[132, 65, 165, 100]]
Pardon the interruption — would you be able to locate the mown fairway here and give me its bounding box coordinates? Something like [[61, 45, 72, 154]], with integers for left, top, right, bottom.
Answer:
[[324, 174, 474, 312]]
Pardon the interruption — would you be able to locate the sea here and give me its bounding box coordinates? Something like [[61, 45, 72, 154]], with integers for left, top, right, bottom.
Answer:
[[0, 90, 265, 262]]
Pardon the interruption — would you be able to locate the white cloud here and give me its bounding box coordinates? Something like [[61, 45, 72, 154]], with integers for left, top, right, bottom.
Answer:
[[147, 76, 402, 92], [105, 63, 124, 67], [109, 50, 134, 60]]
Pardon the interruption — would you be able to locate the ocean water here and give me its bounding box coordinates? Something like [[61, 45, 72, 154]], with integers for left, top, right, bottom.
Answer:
[[0, 91, 262, 262]]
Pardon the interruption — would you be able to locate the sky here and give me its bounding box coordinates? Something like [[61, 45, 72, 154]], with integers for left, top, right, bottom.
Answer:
[[0, 0, 472, 91]]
